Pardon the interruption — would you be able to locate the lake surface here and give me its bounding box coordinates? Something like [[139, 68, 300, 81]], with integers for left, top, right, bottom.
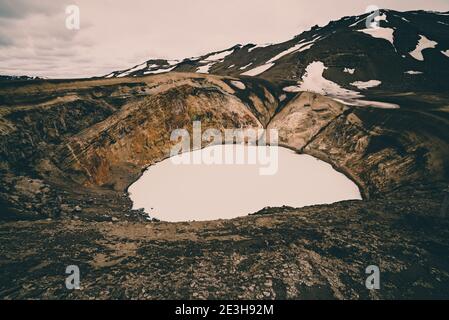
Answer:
[[128, 145, 361, 222]]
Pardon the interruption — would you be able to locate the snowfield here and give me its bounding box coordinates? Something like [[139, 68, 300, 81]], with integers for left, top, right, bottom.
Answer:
[[441, 50, 449, 58], [409, 35, 438, 61]]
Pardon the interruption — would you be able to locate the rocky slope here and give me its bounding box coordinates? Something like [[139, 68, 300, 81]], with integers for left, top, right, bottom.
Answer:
[[1, 193, 449, 300]]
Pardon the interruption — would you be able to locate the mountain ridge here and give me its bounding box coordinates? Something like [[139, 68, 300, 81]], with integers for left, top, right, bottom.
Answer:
[[103, 9, 449, 96]]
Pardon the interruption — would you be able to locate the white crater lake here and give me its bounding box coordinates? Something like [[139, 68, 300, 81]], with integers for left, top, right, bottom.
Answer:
[[128, 145, 361, 222]]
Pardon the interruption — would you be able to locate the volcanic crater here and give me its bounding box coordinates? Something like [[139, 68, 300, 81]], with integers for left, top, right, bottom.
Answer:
[[1, 72, 449, 299]]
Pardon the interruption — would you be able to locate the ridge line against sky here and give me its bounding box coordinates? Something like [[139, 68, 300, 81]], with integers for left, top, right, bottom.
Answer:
[[0, 0, 448, 79]]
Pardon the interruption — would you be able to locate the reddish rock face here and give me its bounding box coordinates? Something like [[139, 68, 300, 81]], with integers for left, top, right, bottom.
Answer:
[[53, 75, 271, 189]]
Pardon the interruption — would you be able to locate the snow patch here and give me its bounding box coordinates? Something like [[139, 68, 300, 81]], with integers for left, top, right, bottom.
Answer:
[[193, 49, 235, 74], [298, 61, 361, 98], [266, 37, 320, 64], [358, 27, 395, 46], [297, 61, 399, 109], [248, 44, 272, 52], [239, 63, 253, 70], [441, 50, 449, 58], [376, 13, 388, 23], [350, 80, 381, 90], [348, 100, 400, 109], [205, 49, 234, 61], [241, 63, 274, 77], [143, 66, 176, 75], [230, 80, 246, 90], [409, 35, 438, 61], [344, 68, 355, 75], [405, 70, 423, 75], [283, 86, 302, 93], [349, 17, 364, 27], [196, 63, 215, 74], [117, 62, 147, 77]]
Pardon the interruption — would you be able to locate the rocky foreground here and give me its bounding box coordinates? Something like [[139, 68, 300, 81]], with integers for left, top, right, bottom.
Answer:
[[0, 73, 448, 299], [1, 189, 448, 300]]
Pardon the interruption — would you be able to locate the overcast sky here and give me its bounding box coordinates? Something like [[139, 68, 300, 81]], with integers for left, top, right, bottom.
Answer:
[[0, 0, 447, 79]]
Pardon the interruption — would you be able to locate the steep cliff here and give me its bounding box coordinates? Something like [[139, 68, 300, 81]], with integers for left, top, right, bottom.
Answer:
[[268, 91, 449, 197]]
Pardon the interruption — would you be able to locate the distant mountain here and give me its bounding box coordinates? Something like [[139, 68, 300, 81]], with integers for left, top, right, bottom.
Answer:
[[0, 75, 43, 82], [103, 9, 449, 96]]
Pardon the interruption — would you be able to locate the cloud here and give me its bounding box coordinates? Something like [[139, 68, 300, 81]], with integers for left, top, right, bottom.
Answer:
[[0, 0, 60, 19], [0, 35, 13, 47]]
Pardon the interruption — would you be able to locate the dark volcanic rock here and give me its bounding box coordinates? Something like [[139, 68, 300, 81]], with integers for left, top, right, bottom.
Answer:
[[1, 196, 448, 299]]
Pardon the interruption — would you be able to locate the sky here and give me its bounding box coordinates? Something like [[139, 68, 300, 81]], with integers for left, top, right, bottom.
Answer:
[[0, 0, 448, 79]]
